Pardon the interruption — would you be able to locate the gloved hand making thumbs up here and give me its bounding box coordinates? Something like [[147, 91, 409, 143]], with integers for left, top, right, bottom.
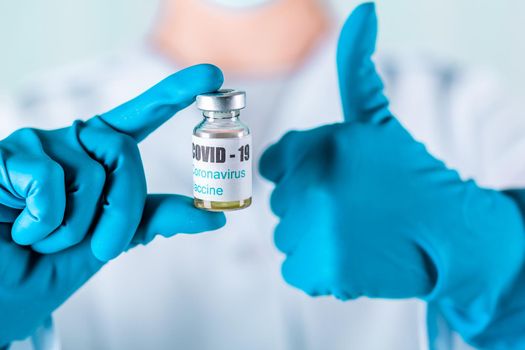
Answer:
[[260, 3, 525, 347], [0, 64, 226, 347]]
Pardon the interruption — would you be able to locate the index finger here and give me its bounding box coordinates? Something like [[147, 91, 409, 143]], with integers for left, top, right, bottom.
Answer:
[[89, 64, 224, 142], [259, 125, 336, 184]]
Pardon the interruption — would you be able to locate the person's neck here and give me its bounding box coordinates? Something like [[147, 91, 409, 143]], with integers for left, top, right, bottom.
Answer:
[[150, 0, 331, 76]]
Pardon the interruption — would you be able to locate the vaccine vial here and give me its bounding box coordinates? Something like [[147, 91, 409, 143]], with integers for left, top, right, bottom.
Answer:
[[193, 89, 252, 211]]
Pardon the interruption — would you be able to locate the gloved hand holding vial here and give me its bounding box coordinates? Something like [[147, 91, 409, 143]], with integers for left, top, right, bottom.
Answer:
[[193, 90, 252, 211], [0, 64, 227, 347]]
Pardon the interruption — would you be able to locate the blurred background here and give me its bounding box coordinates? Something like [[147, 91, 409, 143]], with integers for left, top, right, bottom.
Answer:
[[1, 0, 524, 96]]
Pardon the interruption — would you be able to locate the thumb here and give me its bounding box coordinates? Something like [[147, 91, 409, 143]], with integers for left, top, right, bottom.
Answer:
[[337, 2, 391, 124], [130, 194, 226, 247], [88, 64, 224, 142]]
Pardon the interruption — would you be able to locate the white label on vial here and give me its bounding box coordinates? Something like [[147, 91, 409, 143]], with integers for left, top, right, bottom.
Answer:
[[192, 135, 252, 202]]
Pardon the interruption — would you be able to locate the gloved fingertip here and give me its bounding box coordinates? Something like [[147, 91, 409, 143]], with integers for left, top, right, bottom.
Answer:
[[339, 2, 378, 59], [178, 206, 227, 234], [351, 2, 377, 24], [11, 233, 31, 246], [338, 1, 391, 124], [11, 226, 41, 246], [176, 196, 226, 233], [137, 194, 226, 240], [171, 63, 224, 93], [281, 256, 300, 287], [259, 144, 279, 182], [195, 64, 224, 85], [90, 243, 118, 262], [96, 63, 225, 142], [260, 136, 296, 184], [358, 2, 376, 12]]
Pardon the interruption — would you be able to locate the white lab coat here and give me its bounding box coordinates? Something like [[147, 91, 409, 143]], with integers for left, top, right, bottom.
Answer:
[[5, 31, 520, 349]]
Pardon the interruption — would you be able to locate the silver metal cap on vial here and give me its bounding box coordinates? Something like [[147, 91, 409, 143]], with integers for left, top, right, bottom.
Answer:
[[196, 89, 246, 112]]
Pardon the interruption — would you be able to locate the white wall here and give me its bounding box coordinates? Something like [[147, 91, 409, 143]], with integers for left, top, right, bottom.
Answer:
[[1, 0, 524, 95]]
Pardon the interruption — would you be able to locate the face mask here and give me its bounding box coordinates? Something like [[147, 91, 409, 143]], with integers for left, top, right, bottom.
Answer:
[[206, 0, 275, 10]]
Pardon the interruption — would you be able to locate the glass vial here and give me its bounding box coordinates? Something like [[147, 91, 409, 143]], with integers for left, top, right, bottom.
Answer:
[[193, 89, 252, 211]]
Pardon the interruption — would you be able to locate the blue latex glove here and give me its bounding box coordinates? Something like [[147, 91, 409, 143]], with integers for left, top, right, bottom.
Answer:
[[0, 64, 222, 261], [260, 3, 525, 345], [0, 194, 225, 347], [0, 64, 226, 346], [440, 189, 525, 349]]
